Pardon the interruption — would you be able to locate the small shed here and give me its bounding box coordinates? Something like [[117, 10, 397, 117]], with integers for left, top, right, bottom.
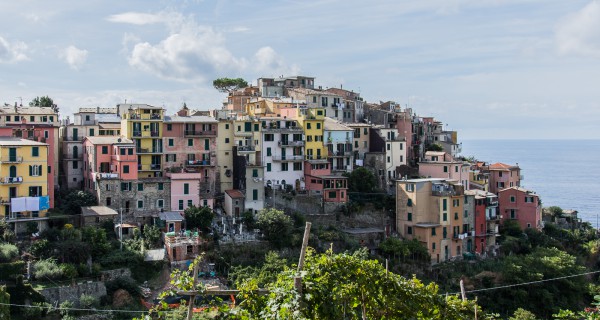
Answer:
[[159, 211, 185, 233], [224, 189, 245, 218], [81, 206, 118, 227]]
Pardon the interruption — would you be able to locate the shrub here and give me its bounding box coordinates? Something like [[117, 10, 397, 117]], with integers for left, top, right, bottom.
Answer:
[[0, 261, 25, 280], [28, 239, 51, 259], [0, 243, 18, 263], [60, 263, 78, 280], [79, 293, 99, 309], [34, 258, 63, 280]]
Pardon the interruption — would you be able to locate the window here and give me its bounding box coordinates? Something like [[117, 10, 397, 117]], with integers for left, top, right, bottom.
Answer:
[[203, 199, 208, 207], [157, 199, 164, 208], [183, 183, 190, 194], [510, 196, 516, 203], [293, 162, 302, 171], [123, 165, 129, 173], [254, 123, 259, 131], [225, 138, 229, 143], [158, 183, 164, 190], [498, 182, 505, 188], [32, 147, 39, 157], [387, 156, 390, 163], [138, 183, 144, 191], [316, 123, 321, 130], [510, 209, 516, 219], [30, 116, 35, 122], [168, 139, 174, 146], [453, 199, 459, 207], [306, 123, 311, 129], [85, 115, 90, 121], [187, 200, 193, 207], [179, 200, 184, 210], [167, 124, 172, 131], [321, 97, 328, 106], [442, 199, 447, 211], [48, 166, 51, 174], [443, 166, 448, 173], [106, 197, 111, 206], [120, 148, 126, 155], [407, 199, 413, 207], [72, 161, 78, 169], [253, 189, 258, 200], [387, 144, 390, 150], [455, 166, 458, 173], [5, 116, 10, 122], [28, 186, 42, 197], [102, 146, 108, 154], [281, 163, 288, 171], [137, 200, 144, 209], [407, 226, 413, 235], [89, 129, 95, 136], [432, 243, 436, 251], [252, 169, 258, 177], [225, 124, 229, 129], [431, 228, 436, 236], [406, 184, 415, 192], [407, 212, 412, 221], [167, 154, 177, 162], [121, 182, 132, 191], [454, 212, 458, 220], [267, 147, 272, 156], [464, 210, 468, 218], [525, 196, 534, 203], [328, 191, 336, 199], [188, 139, 193, 146], [443, 227, 447, 238], [128, 148, 133, 155], [443, 212, 447, 221], [266, 163, 271, 172], [29, 165, 42, 176]]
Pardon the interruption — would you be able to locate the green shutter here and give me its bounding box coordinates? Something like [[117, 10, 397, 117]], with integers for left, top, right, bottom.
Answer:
[[204, 139, 209, 150]]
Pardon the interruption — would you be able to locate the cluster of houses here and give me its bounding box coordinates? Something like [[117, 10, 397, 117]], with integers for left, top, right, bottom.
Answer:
[[0, 75, 542, 264]]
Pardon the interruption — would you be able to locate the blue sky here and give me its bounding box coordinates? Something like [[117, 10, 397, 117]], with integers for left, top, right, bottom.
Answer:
[[0, 0, 599, 139]]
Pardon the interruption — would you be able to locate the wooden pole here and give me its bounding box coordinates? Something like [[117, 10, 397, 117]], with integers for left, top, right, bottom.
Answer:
[[295, 222, 312, 293], [187, 263, 199, 320]]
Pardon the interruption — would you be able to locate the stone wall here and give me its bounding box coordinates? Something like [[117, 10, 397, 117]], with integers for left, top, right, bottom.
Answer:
[[100, 268, 131, 282], [39, 281, 107, 307]]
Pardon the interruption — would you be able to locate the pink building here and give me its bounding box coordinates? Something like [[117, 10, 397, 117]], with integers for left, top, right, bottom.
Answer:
[[418, 151, 470, 189], [83, 136, 138, 190], [303, 159, 347, 202], [163, 110, 218, 209], [488, 163, 521, 194], [166, 171, 211, 211], [499, 187, 542, 230]]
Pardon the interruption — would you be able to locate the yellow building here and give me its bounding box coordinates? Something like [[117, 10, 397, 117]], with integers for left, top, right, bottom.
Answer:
[[0, 137, 49, 233], [396, 178, 468, 264], [297, 108, 327, 160], [121, 105, 164, 178]]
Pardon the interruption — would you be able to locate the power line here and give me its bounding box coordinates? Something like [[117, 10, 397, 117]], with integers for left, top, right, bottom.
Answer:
[[0, 301, 158, 314], [446, 270, 600, 295]]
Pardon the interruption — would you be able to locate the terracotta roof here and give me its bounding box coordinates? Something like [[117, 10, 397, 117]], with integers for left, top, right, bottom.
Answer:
[[489, 162, 519, 171], [225, 189, 245, 198]]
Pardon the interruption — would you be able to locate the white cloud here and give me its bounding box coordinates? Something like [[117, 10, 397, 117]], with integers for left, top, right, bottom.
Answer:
[[60, 45, 89, 70], [0, 36, 28, 63], [556, 1, 600, 57], [107, 12, 167, 25], [119, 11, 297, 82], [252, 47, 299, 76]]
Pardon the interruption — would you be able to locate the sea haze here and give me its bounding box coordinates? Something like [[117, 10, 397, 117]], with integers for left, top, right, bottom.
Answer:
[[461, 139, 600, 227]]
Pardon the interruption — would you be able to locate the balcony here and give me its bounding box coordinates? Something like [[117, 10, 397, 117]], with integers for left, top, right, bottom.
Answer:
[[237, 145, 255, 153], [234, 131, 253, 137], [133, 131, 142, 137], [138, 164, 162, 171], [184, 130, 217, 137], [127, 113, 162, 120], [98, 173, 119, 179], [278, 140, 305, 147], [111, 154, 137, 161], [0, 176, 23, 184], [1, 156, 23, 164], [136, 147, 163, 154], [186, 159, 213, 166], [272, 155, 304, 162], [328, 150, 350, 157], [63, 136, 84, 142]]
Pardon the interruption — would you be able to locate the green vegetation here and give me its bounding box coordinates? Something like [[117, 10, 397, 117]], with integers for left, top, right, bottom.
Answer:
[[212, 77, 249, 93], [256, 208, 293, 249], [0, 243, 18, 263], [185, 205, 215, 232]]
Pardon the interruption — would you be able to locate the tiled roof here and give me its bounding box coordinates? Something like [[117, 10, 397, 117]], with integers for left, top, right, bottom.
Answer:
[[489, 162, 519, 170], [225, 189, 245, 198]]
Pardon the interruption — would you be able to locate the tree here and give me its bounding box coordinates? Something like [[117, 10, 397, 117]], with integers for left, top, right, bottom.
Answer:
[[212, 78, 248, 93], [184, 205, 215, 232], [0, 286, 9, 320], [426, 143, 444, 152], [0, 243, 18, 263], [60, 190, 97, 215], [343, 167, 379, 193], [29, 96, 58, 112], [143, 225, 162, 249], [509, 308, 538, 320], [256, 208, 293, 249]]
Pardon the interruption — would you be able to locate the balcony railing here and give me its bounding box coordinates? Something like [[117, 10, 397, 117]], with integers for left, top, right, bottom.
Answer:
[[237, 145, 255, 152], [63, 136, 85, 141], [279, 140, 305, 147], [272, 155, 304, 162], [329, 151, 350, 157], [98, 173, 119, 179], [133, 131, 142, 137], [184, 130, 217, 136], [0, 176, 23, 184], [1, 156, 23, 163], [186, 159, 213, 166], [136, 147, 163, 154], [127, 113, 162, 120], [432, 189, 456, 197], [138, 164, 162, 171]]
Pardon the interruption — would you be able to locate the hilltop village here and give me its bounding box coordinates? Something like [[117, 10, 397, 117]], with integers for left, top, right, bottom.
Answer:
[[0, 76, 592, 319]]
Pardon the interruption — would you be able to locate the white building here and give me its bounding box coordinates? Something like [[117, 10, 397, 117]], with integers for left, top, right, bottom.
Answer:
[[261, 117, 305, 191]]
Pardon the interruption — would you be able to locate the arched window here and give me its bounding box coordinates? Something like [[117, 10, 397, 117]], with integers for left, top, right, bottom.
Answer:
[[9, 165, 16, 178]]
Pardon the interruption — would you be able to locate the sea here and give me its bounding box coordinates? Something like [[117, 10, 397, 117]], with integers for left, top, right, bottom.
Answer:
[[461, 139, 600, 228]]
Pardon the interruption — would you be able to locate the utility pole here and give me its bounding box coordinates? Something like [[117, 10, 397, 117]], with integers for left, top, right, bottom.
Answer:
[[120, 207, 123, 250]]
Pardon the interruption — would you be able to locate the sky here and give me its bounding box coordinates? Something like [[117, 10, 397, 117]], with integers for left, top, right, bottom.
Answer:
[[0, 0, 599, 139]]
